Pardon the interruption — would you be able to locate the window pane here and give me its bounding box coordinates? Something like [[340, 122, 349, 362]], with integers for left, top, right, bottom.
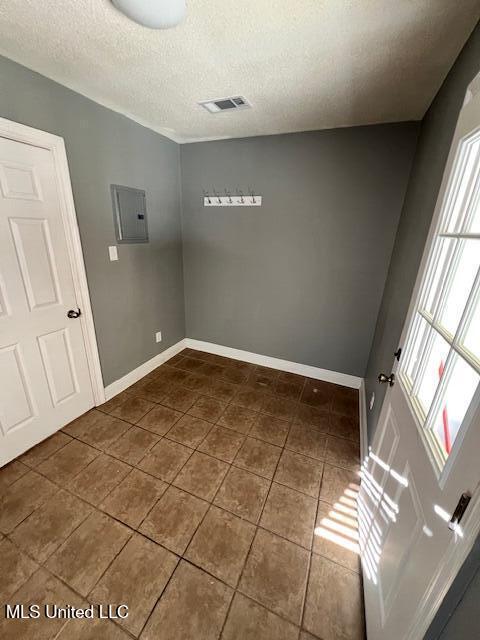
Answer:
[[403, 314, 429, 385], [463, 293, 480, 360], [430, 356, 479, 456], [445, 142, 480, 232], [421, 238, 455, 316], [416, 332, 450, 416], [438, 240, 480, 336]]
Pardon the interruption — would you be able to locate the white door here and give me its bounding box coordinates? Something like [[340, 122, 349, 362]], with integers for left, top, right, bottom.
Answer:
[[361, 76, 480, 640], [0, 135, 95, 466]]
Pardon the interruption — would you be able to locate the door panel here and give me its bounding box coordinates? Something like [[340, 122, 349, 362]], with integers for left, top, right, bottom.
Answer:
[[0, 135, 94, 465], [361, 75, 480, 639], [10, 217, 62, 310], [0, 343, 36, 434]]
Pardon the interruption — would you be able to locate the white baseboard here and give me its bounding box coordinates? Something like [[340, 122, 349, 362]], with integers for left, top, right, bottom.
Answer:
[[103, 339, 187, 401], [359, 379, 369, 461], [103, 337, 363, 403], [184, 338, 362, 389]]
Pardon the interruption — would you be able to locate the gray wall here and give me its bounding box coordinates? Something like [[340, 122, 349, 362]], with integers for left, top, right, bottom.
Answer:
[[0, 56, 185, 386], [180, 125, 418, 378], [365, 22, 480, 440]]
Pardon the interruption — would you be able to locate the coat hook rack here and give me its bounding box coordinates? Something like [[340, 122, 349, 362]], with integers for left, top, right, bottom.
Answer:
[[202, 188, 262, 207]]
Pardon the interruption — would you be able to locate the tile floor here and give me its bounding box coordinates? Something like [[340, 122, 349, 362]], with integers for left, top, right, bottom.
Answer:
[[0, 348, 365, 640]]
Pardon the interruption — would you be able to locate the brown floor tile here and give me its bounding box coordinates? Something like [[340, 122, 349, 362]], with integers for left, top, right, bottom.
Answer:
[[198, 426, 245, 463], [231, 386, 266, 412], [214, 466, 270, 523], [68, 454, 130, 505], [260, 483, 317, 548], [320, 464, 360, 505], [217, 404, 258, 434], [328, 413, 359, 441], [0, 471, 57, 534], [46, 511, 131, 596], [247, 366, 279, 392], [325, 436, 360, 470], [261, 396, 297, 422], [273, 372, 305, 401], [219, 366, 248, 385], [300, 379, 333, 410], [140, 380, 171, 403], [0, 460, 29, 492], [188, 396, 227, 423], [205, 379, 238, 402], [0, 568, 84, 640], [182, 372, 211, 393], [98, 390, 134, 415], [166, 414, 213, 448], [313, 501, 360, 573], [90, 533, 178, 636], [286, 424, 327, 461], [138, 438, 192, 482], [173, 451, 229, 501], [249, 413, 290, 447], [158, 366, 192, 386], [331, 386, 359, 418], [197, 361, 225, 378], [107, 426, 159, 465], [10, 489, 92, 562], [126, 375, 152, 395], [160, 385, 200, 411], [185, 505, 255, 587], [222, 592, 299, 640], [300, 632, 318, 640], [100, 468, 167, 528], [137, 404, 182, 435], [139, 486, 208, 554], [19, 432, 72, 467], [57, 617, 131, 639], [0, 537, 38, 602], [303, 554, 365, 640], [37, 440, 99, 484], [295, 404, 330, 432], [234, 437, 281, 479], [239, 528, 309, 625], [74, 413, 131, 451], [274, 450, 323, 498], [63, 408, 105, 438], [111, 396, 156, 423], [141, 560, 233, 640], [176, 356, 205, 373]]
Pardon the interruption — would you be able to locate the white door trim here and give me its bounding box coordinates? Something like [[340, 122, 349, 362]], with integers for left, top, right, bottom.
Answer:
[[0, 116, 105, 406]]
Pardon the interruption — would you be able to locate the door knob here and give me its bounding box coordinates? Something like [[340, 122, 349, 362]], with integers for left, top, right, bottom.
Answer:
[[378, 372, 395, 386], [67, 308, 82, 319]]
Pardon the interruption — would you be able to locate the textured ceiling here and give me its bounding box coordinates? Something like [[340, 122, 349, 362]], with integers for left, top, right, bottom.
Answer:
[[0, 1, 479, 143]]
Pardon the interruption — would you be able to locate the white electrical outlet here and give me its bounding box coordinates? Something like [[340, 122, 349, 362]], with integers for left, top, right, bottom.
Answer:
[[108, 246, 118, 261], [369, 392, 375, 411], [155, 331, 162, 343]]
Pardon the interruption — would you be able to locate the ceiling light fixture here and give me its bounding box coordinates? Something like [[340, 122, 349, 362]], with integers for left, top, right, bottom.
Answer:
[[111, 0, 186, 30]]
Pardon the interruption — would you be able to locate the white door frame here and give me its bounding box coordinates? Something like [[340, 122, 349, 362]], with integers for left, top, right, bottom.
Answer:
[[0, 116, 105, 406], [364, 81, 480, 639]]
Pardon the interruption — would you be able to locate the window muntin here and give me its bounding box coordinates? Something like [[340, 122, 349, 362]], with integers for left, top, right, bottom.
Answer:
[[400, 131, 480, 469]]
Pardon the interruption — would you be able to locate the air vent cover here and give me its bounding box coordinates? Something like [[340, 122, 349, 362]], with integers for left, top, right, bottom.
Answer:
[[199, 96, 251, 113]]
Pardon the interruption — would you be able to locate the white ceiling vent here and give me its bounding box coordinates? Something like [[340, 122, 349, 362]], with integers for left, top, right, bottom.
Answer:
[[199, 96, 251, 113]]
